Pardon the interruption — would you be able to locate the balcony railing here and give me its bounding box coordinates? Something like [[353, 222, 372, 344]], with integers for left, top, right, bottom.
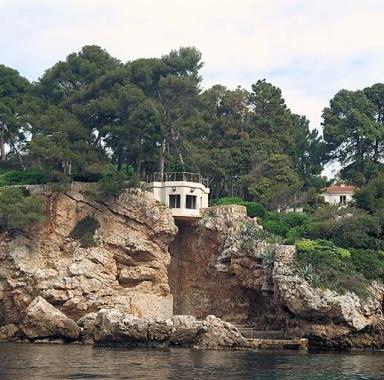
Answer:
[[150, 172, 208, 187]]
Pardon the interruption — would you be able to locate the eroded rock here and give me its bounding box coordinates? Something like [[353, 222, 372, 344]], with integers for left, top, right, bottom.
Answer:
[[87, 309, 245, 349], [272, 245, 384, 331], [0, 324, 19, 340], [196, 315, 246, 349], [21, 296, 80, 340], [0, 184, 177, 324]]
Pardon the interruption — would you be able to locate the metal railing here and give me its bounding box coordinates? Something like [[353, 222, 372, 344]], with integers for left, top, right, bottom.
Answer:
[[150, 172, 208, 187]]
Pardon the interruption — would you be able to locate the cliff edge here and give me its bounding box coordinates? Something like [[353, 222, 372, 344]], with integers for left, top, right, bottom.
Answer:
[[0, 183, 177, 325]]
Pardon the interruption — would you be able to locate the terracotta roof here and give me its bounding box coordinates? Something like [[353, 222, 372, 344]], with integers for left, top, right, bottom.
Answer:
[[322, 185, 356, 194]]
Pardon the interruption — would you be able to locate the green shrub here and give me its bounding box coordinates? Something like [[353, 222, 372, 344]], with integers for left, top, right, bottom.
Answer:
[[98, 171, 140, 197], [306, 206, 381, 251], [210, 197, 245, 206], [285, 226, 307, 244], [282, 212, 310, 228], [244, 202, 266, 218], [296, 238, 316, 252], [69, 216, 100, 247], [338, 248, 351, 259], [296, 239, 348, 270], [263, 218, 289, 237], [350, 249, 384, 281], [262, 211, 310, 239], [0, 168, 52, 186], [295, 239, 369, 298], [0, 187, 46, 231]]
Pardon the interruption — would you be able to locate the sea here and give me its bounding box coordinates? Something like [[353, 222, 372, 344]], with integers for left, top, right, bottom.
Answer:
[[0, 342, 383, 379]]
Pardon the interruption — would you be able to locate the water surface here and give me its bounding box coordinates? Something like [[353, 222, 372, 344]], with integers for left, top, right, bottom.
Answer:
[[0, 342, 383, 379]]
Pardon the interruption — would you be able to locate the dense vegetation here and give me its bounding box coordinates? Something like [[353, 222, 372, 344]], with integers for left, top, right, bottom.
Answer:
[[0, 187, 45, 231], [1, 45, 384, 292], [0, 45, 326, 205], [255, 177, 384, 296]]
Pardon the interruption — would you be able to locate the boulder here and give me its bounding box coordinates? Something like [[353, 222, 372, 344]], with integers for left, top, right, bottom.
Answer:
[[304, 319, 384, 350], [196, 315, 246, 349], [77, 312, 98, 344], [170, 315, 201, 346], [91, 309, 245, 349], [21, 296, 80, 340], [0, 324, 19, 340], [146, 317, 173, 347], [92, 309, 148, 346]]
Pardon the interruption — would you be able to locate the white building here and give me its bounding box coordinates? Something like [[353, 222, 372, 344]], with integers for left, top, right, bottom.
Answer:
[[146, 172, 210, 220], [321, 184, 357, 207]]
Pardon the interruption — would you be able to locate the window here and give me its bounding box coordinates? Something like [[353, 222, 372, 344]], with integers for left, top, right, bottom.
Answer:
[[169, 194, 181, 208], [186, 195, 197, 209], [339, 195, 347, 206]]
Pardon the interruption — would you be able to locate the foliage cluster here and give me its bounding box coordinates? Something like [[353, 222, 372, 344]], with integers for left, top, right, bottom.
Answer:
[[295, 239, 377, 298], [0, 168, 53, 186], [0, 187, 45, 231], [97, 168, 140, 197], [262, 212, 310, 243], [0, 45, 326, 208]]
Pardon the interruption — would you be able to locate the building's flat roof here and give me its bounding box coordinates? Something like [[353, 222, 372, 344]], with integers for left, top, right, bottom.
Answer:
[[149, 172, 208, 186]]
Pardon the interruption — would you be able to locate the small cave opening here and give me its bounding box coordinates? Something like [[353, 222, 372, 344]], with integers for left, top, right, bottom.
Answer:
[[167, 219, 282, 326], [168, 220, 197, 317]]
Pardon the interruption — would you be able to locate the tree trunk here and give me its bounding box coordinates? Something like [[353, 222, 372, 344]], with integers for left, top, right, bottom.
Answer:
[[0, 123, 5, 161], [0, 134, 5, 161], [5, 127, 25, 171], [178, 153, 185, 171], [374, 139, 380, 163], [158, 139, 166, 176]]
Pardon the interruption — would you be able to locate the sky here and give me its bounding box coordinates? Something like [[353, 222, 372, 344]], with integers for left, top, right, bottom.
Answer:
[[1, 0, 384, 177]]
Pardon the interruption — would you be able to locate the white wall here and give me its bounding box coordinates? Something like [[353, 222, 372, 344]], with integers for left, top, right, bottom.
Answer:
[[322, 192, 353, 206], [146, 180, 210, 218]]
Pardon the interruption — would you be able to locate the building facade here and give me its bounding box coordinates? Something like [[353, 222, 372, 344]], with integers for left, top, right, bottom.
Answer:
[[321, 184, 356, 207], [146, 172, 210, 220]]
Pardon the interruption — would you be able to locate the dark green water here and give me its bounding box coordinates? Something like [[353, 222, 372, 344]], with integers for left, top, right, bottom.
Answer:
[[0, 343, 383, 379]]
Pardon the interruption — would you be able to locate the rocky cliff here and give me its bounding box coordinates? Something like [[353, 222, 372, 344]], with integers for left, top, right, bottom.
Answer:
[[170, 205, 384, 348], [0, 185, 383, 350], [0, 183, 176, 325], [168, 205, 282, 326]]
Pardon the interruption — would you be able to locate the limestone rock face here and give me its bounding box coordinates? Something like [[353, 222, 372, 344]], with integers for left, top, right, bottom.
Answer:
[[0, 183, 177, 325], [302, 319, 384, 350], [168, 205, 280, 325], [272, 245, 384, 331], [182, 206, 384, 343], [21, 296, 79, 340]]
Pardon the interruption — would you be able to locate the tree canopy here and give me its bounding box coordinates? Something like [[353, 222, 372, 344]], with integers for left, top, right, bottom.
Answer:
[[4, 44, 384, 210]]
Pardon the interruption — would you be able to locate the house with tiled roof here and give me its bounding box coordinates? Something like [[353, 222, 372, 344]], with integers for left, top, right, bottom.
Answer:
[[320, 184, 357, 207]]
